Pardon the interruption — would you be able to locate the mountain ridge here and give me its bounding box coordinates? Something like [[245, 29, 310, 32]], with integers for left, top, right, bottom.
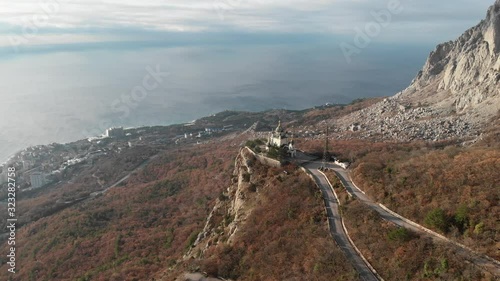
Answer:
[[398, 0, 500, 113], [329, 1, 500, 142]]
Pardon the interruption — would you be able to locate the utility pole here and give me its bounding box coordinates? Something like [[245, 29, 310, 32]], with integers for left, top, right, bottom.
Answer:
[[289, 125, 297, 159], [322, 125, 329, 170]]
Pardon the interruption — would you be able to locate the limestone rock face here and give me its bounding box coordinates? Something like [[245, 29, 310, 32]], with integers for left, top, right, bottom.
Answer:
[[332, 1, 500, 142], [184, 147, 258, 259], [401, 0, 500, 113]]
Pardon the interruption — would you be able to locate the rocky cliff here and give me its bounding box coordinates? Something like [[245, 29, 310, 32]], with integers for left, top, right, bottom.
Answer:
[[399, 0, 500, 114], [185, 147, 260, 258], [334, 1, 500, 142]]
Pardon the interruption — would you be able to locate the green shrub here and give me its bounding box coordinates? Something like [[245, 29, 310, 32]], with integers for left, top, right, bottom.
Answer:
[[424, 208, 448, 232], [224, 214, 234, 226], [474, 222, 484, 235], [164, 228, 174, 249], [423, 257, 448, 278], [242, 173, 251, 182], [185, 231, 199, 250], [245, 139, 265, 151], [453, 204, 469, 231], [387, 227, 411, 242], [114, 233, 123, 257], [267, 146, 286, 160]]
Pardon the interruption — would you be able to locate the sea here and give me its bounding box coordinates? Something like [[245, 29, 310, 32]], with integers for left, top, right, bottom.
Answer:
[[0, 39, 430, 164]]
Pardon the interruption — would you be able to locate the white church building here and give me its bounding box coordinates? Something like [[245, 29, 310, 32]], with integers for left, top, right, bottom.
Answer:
[[267, 121, 297, 158]]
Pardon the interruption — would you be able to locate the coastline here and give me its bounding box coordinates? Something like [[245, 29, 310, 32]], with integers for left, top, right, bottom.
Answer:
[[0, 149, 22, 167], [0, 121, 195, 167]]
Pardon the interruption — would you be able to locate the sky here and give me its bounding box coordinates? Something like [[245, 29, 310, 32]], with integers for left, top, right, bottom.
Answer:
[[0, 0, 497, 162], [0, 0, 495, 52]]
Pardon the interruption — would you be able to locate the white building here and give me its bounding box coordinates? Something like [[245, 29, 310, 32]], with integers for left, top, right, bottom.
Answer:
[[268, 120, 288, 148], [267, 121, 297, 158], [30, 172, 46, 189], [106, 127, 125, 138], [22, 159, 34, 170]]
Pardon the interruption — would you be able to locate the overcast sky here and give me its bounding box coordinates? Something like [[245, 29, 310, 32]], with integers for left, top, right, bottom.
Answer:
[[0, 0, 495, 51]]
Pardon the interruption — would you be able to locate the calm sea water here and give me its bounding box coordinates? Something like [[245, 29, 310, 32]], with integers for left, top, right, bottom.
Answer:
[[0, 41, 429, 163]]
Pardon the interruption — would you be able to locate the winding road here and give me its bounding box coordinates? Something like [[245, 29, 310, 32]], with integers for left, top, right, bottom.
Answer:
[[327, 164, 500, 277], [90, 152, 161, 197], [303, 161, 380, 281]]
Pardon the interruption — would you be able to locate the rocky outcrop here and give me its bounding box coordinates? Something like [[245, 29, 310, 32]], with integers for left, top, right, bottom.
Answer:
[[332, 1, 500, 142], [333, 98, 481, 141], [175, 273, 222, 281], [185, 147, 259, 258], [400, 0, 500, 114]]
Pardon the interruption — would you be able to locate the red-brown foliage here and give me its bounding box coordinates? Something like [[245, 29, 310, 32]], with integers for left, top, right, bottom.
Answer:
[[351, 145, 499, 259], [199, 164, 359, 281], [0, 141, 237, 280]]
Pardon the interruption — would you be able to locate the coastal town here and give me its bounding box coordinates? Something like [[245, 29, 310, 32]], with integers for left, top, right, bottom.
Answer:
[[0, 125, 226, 192], [0, 111, 333, 193]]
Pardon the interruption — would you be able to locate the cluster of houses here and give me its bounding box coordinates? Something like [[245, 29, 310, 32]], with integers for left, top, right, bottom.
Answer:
[[173, 125, 234, 145]]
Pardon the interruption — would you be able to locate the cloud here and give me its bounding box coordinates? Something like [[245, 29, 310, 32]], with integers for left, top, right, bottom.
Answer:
[[0, 0, 495, 50]]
